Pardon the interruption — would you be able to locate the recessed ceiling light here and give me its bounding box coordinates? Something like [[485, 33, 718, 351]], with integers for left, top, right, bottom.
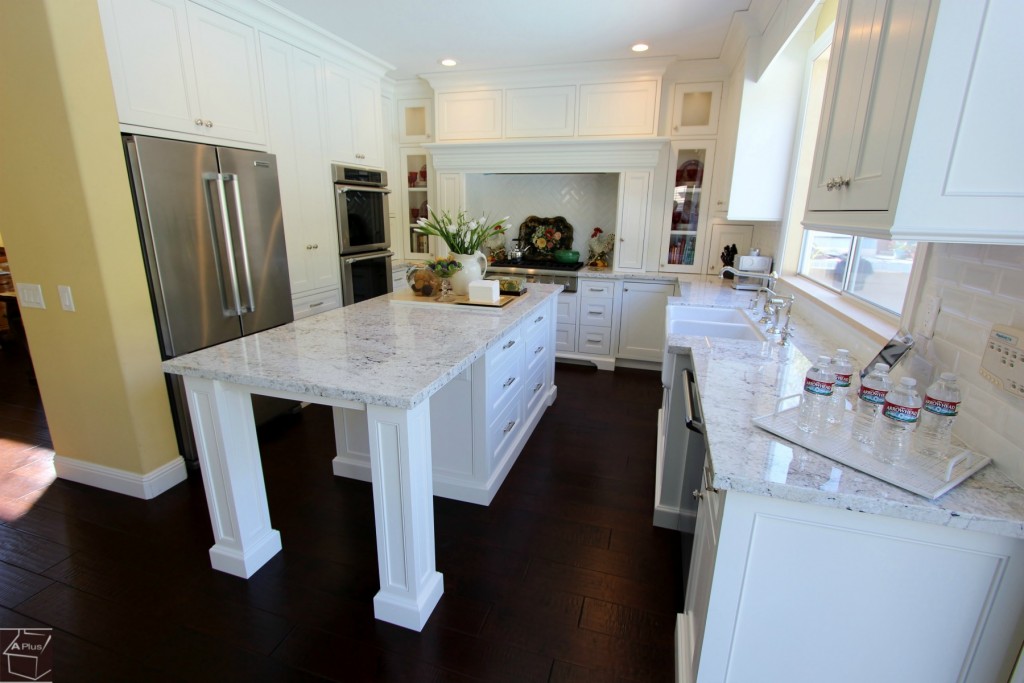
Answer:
[[631, 43, 649, 53], [439, 58, 457, 67]]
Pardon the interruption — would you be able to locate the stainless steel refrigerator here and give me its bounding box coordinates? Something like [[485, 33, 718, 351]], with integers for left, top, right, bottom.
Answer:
[[124, 134, 294, 463]]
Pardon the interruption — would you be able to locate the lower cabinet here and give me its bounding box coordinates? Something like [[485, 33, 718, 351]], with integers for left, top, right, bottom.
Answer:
[[679, 473, 1024, 683], [331, 298, 557, 505], [618, 280, 677, 362], [291, 288, 341, 320]]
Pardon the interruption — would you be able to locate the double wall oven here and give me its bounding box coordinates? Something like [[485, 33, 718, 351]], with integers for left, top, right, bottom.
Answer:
[[333, 164, 393, 306]]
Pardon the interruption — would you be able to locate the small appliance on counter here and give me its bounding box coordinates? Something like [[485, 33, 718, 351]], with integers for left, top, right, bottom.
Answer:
[[732, 254, 772, 290]]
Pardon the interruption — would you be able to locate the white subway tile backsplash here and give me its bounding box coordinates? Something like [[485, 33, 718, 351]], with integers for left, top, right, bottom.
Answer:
[[996, 269, 1024, 302], [936, 287, 972, 318], [985, 244, 1024, 268], [959, 263, 998, 293], [968, 297, 1015, 326]]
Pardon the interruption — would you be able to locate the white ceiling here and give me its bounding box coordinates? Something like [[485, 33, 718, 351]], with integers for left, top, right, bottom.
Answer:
[[271, 0, 753, 79]]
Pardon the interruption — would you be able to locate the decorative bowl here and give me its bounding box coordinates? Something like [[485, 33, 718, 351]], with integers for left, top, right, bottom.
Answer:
[[554, 249, 579, 264]]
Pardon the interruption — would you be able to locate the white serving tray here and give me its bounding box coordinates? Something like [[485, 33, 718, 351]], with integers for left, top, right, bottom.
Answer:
[[752, 396, 990, 500]]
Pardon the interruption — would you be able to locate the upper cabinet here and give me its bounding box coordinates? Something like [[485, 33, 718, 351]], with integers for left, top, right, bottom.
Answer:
[[668, 82, 722, 138], [324, 61, 384, 168], [805, 0, 1023, 244], [577, 81, 659, 137], [436, 90, 503, 141], [659, 141, 717, 274], [398, 98, 434, 144], [98, 0, 265, 146]]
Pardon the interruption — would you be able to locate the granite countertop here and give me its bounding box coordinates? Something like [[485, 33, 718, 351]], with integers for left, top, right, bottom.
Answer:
[[163, 284, 562, 410], [666, 278, 1024, 539]]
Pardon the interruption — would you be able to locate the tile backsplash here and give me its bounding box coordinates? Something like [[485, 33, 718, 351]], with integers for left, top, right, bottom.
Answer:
[[915, 244, 1024, 486], [465, 173, 619, 253]]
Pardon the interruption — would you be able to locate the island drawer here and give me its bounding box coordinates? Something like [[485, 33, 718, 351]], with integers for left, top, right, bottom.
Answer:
[[579, 279, 614, 299], [488, 390, 524, 468], [524, 362, 549, 418], [524, 317, 550, 374], [486, 324, 523, 370], [486, 347, 523, 417], [523, 305, 552, 338]]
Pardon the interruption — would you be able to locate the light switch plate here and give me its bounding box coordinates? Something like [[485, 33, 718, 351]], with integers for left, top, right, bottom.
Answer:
[[980, 325, 1024, 399], [58, 285, 75, 312], [15, 282, 45, 309]]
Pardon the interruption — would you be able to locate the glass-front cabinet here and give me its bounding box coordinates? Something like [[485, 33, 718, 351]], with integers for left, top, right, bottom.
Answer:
[[402, 148, 433, 258], [660, 140, 716, 273]]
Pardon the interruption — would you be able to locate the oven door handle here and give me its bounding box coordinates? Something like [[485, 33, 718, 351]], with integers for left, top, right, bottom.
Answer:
[[337, 186, 391, 195], [344, 251, 394, 265]]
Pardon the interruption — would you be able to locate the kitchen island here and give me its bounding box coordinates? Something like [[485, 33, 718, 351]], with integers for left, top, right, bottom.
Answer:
[[661, 283, 1024, 682], [162, 284, 561, 631]]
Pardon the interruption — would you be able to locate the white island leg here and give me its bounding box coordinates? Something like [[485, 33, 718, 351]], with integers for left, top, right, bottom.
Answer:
[[183, 376, 282, 577], [366, 400, 444, 631]]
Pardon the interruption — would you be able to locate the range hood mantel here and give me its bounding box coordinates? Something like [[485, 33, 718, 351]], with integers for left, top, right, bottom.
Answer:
[[424, 138, 668, 174]]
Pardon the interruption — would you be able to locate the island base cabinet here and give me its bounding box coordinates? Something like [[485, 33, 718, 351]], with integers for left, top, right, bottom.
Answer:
[[679, 489, 1024, 683]]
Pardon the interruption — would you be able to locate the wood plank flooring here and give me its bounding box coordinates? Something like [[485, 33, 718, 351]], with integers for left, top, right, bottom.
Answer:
[[0, 337, 685, 682]]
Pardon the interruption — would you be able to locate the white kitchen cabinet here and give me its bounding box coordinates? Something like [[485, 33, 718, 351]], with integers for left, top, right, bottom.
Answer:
[[398, 98, 433, 144], [679, 482, 1024, 683], [572, 279, 617, 369], [505, 86, 577, 138], [291, 287, 341, 320], [555, 293, 578, 354], [260, 34, 339, 300], [436, 90, 503, 141], [324, 60, 383, 168], [402, 149, 433, 258], [98, 0, 265, 146], [618, 281, 677, 362], [577, 81, 659, 137], [615, 171, 653, 271], [331, 297, 557, 505], [704, 223, 753, 277], [660, 141, 717, 274], [668, 82, 722, 138]]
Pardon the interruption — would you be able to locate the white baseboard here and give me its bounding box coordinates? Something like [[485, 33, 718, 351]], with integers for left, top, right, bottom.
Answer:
[[53, 454, 187, 499]]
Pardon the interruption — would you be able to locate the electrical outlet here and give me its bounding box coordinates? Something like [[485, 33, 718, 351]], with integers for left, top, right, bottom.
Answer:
[[58, 285, 75, 312], [15, 283, 45, 309], [980, 325, 1024, 399], [919, 295, 940, 338]]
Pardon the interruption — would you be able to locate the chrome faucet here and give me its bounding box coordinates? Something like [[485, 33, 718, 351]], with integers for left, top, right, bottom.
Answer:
[[719, 267, 779, 291], [754, 286, 777, 323]]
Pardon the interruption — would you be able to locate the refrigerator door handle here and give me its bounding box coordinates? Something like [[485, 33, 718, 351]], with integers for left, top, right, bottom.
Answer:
[[205, 172, 244, 316], [224, 174, 256, 314]]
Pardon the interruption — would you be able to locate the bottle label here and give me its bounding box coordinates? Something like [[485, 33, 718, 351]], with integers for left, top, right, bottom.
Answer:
[[858, 386, 887, 405], [923, 396, 959, 416], [882, 401, 920, 423], [804, 378, 834, 396], [835, 372, 853, 388]]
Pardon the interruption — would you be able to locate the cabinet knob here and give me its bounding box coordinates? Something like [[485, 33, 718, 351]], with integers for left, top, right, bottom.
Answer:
[[313, 243, 318, 249], [204, 120, 213, 128], [356, 153, 365, 160], [693, 488, 703, 500], [194, 118, 204, 126]]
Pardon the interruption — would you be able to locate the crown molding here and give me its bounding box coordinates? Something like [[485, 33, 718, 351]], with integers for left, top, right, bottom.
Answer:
[[425, 138, 669, 174]]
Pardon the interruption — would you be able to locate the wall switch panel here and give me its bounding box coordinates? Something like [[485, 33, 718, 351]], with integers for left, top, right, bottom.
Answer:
[[980, 325, 1024, 399], [57, 285, 75, 312], [919, 295, 940, 338], [15, 282, 45, 309]]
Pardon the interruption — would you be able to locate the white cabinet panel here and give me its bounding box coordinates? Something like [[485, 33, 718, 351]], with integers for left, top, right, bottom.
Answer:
[[616, 171, 652, 270], [577, 81, 658, 137], [436, 90, 503, 141], [505, 86, 576, 138], [618, 281, 676, 362], [324, 61, 383, 167], [669, 82, 722, 137], [398, 98, 433, 144]]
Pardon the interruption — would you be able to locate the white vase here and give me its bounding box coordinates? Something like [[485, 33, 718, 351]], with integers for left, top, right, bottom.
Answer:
[[449, 251, 488, 295]]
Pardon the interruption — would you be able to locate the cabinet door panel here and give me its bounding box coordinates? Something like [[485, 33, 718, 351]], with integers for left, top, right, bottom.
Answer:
[[436, 91, 502, 141], [99, 0, 198, 132], [349, 75, 383, 166], [616, 171, 652, 270], [506, 86, 576, 138], [618, 281, 676, 362], [578, 81, 658, 137], [186, 2, 264, 144], [324, 62, 355, 163]]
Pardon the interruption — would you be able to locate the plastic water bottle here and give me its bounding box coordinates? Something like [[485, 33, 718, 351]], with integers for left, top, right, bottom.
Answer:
[[797, 356, 835, 433], [874, 377, 922, 464], [915, 373, 962, 459], [827, 349, 854, 425], [851, 363, 892, 445]]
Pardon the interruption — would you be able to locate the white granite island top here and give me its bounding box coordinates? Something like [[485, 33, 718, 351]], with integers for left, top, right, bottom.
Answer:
[[163, 283, 562, 409], [665, 278, 1024, 539]]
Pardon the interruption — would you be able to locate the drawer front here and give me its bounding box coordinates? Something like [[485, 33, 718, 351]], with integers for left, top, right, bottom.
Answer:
[[556, 294, 578, 324], [292, 288, 341, 319], [523, 302, 552, 337], [488, 392, 524, 467], [579, 279, 614, 299], [578, 325, 611, 356], [524, 316, 550, 373], [556, 324, 576, 353], [579, 298, 613, 327], [524, 362, 549, 418], [486, 323, 523, 370], [486, 348, 523, 417]]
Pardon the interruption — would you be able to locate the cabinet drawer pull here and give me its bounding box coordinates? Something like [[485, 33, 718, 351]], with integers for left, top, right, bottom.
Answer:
[[308, 302, 324, 309], [503, 420, 517, 434], [503, 376, 516, 389], [586, 335, 602, 343], [502, 339, 516, 350], [533, 382, 543, 393], [534, 345, 544, 355], [588, 287, 603, 293], [534, 315, 544, 323]]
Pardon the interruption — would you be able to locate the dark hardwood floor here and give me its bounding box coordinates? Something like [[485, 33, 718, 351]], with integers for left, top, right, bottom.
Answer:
[[0, 336, 685, 682]]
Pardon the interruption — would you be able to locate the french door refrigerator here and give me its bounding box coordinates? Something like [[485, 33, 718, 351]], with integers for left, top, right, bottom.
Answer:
[[124, 134, 294, 463]]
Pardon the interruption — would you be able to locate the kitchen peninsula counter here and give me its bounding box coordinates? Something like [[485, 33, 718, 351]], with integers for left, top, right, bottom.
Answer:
[[162, 284, 562, 632]]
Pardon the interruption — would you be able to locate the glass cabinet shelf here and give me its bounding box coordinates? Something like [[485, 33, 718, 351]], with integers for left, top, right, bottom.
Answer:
[[660, 140, 716, 273]]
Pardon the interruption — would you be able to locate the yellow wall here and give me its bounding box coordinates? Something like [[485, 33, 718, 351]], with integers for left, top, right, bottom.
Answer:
[[815, 0, 839, 39], [0, 0, 178, 475]]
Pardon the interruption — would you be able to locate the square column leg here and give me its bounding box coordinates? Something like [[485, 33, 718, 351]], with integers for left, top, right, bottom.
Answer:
[[366, 400, 444, 631], [183, 376, 282, 577]]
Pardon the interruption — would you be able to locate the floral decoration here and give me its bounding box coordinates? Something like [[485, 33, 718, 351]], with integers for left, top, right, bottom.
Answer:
[[414, 207, 508, 255], [587, 227, 616, 268]]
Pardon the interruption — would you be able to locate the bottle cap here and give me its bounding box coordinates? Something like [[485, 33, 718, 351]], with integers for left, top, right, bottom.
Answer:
[[816, 355, 831, 365], [836, 348, 849, 356], [940, 372, 957, 381], [899, 377, 917, 387], [874, 362, 890, 372]]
